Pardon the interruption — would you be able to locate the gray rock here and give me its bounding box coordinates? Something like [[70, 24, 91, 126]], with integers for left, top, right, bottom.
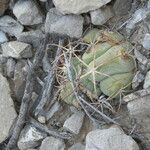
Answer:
[[53, 0, 111, 14], [18, 124, 47, 150], [40, 136, 65, 150], [63, 111, 84, 134], [90, 6, 114, 25], [45, 8, 84, 38], [0, 31, 8, 44], [17, 30, 45, 49], [13, 60, 27, 101], [0, 73, 17, 143], [113, 0, 132, 16], [143, 70, 150, 89], [0, 0, 9, 16], [68, 143, 85, 150], [13, 0, 44, 25], [86, 126, 139, 150], [142, 33, 150, 50], [126, 8, 150, 34], [2, 41, 32, 59], [0, 16, 24, 36]]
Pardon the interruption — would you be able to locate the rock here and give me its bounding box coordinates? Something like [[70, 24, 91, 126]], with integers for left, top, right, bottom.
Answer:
[[0, 73, 17, 143], [113, 0, 132, 16], [86, 126, 139, 150], [53, 0, 111, 14], [90, 6, 114, 25], [63, 111, 84, 134], [13, 60, 27, 101], [18, 124, 47, 150], [0, 0, 9, 16], [13, 0, 44, 25], [68, 143, 85, 150], [142, 33, 150, 50], [40, 136, 65, 150], [126, 8, 150, 34], [0, 31, 8, 44], [45, 8, 84, 38], [1, 41, 32, 59], [0, 16, 24, 37], [17, 30, 45, 49], [143, 70, 150, 89]]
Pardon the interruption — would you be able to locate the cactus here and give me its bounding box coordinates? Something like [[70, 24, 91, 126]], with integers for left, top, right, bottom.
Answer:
[[60, 29, 136, 106]]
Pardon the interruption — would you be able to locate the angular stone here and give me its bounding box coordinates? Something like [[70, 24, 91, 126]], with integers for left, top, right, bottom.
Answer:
[[142, 33, 150, 50], [13, 0, 44, 25], [18, 124, 47, 150], [90, 6, 114, 25], [17, 30, 45, 49], [113, 0, 132, 16], [6, 58, 16, 78], [63, 111, 84, 134], [0, 31, 8, 44], [68, 143, 85, 150], [0, 16, 24, 36], [143, 70, 150, 89], [86, 126, 139, 150], [53, 0, 111, 14], [0, 0, 9, 16], [45, 8, 84, 38], [40, 136, 65, 150], [2, 41, 32, 59], [0, 73, 17, 143]]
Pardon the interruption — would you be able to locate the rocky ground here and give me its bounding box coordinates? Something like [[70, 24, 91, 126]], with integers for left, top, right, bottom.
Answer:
[[0, 0, 150, 150]]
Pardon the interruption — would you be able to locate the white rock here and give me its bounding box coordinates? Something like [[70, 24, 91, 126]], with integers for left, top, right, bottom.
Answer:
[[143, 70, 150, 89], [18, 124, 47, 150], [17, 30, 45, 49], [127, 93, 150, 118], [0, 16, 24, 36], [0, 73, 17, 143], [40, 136, 65, 150], [142, 33, 150, 50], [68, 143, 85, 150], [90, 6, 114, 25], [2, 41, 32, 59], [86, 126, 139, 150], [53, 0, 111, 14], [13, 0, 44, 25], [0, 31, 8, 44], [63, 111, 84, 134], [45, 8, 84, 38]]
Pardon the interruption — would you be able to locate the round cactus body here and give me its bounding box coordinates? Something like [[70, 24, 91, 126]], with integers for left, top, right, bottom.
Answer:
[[60, 29, 136, 106]]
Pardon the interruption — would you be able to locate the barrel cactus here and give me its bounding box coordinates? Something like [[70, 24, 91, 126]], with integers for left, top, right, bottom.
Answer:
[[60, 28, 136, 107]]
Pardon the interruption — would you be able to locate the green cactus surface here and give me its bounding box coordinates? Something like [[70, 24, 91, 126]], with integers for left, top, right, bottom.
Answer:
[[60, 29, 136, 106]]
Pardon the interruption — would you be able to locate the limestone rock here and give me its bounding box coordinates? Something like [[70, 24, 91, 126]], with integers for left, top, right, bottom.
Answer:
[[68, 143, 85, 150], [0, 16, 24, 37], [2, 41, 32, 59], [45, 8, 84, 38], [143, 70, 150, 89], [18, 124, 47, 150], [0, 73, 17, 143], [63, 111, 84, 134], [53, 0, 111, 14], [86, 126, 139, 150], [0, 31, 8, 44], [142, 33, 150, 50], [90, 6, 114, 25], [13, 0, 44, 25], [40, 136, 65, 150]]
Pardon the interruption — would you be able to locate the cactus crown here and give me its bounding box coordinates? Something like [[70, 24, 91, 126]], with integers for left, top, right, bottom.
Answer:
[[60, 28, 136, 107]]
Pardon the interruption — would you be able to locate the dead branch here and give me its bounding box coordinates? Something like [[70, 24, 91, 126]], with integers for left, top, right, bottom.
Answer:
[[5, 34, 49, 150]]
